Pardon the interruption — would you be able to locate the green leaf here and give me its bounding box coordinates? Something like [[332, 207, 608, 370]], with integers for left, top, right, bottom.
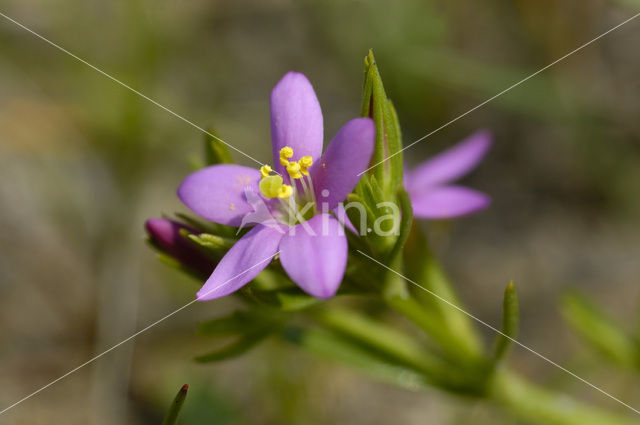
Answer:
[[204, 128, 233, 165], [195, 331, 270, 363], [494, 281, 519, 361], [173, 212, 237, 238], [402, 230, 484, 360], [161, 384, 188, 425], [312, 308, 484, 393], [198, 312, 257, 336], [256, 287, 320, 311], [562, 291, 637, 367], [198, 309, 286, 336], [283, 326, 430, 391]]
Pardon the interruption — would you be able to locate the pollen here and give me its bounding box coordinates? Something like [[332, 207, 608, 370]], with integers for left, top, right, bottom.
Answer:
[[286, 161, 302, 179], [260, 165, 272, 179], [279, 146, 293, 166], [299, 156, 313, 176], [280, 146, 293, 159], [277, 184, 293, 198], [229, 203, 236, 211]]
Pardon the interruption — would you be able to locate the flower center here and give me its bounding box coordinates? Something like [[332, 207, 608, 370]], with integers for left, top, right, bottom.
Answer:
[[258, 146, 317, 225]]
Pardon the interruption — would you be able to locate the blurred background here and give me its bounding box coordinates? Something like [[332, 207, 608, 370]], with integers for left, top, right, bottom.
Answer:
[[1, 0, 640, 424]]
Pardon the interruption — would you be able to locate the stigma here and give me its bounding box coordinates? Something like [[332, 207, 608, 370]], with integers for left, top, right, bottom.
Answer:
[[259, 174, 292, 199]]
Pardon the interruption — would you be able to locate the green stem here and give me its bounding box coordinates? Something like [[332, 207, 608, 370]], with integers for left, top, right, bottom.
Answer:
[[489, 368, 638, 425], [386, 295, 484, 365], [312, 308, 472, 391]]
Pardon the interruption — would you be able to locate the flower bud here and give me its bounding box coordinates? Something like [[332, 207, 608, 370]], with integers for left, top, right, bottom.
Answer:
[[361, 49, 403, 194], [145, 218, 214, 277]]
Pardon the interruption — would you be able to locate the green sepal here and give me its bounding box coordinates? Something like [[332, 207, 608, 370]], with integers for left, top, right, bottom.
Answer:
[[146, 238, 208, 281], [161, 384, 189, 425], [385, 188, 413, 263], [345, 193, 376, 236], [184, 231, 234, 251], [562, 291, 637, 367], [172, 212, 237, 238], [493, 281, 519, 361], [361, 49, 403, 194], [204, 128, 233, 165], [244, 287, 321, 311]]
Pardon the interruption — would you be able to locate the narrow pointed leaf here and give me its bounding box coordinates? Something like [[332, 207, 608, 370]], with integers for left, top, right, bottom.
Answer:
[[494, 281, 519, 360], [195, 331, 270, 363], [198, 309, 286, 336], [283, 326, 430, 391], [562, 291, 637, 367], [246, 287, 321, 311], [161, 384, 188, 425], [402, 230, 484, 359]]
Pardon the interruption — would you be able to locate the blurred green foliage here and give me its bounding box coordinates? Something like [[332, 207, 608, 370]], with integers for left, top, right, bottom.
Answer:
[[2, 0, 640, 424]]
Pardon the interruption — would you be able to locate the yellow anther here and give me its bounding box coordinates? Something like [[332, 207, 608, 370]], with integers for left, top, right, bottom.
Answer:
[[259, 175, 284, 198], [260, 164, 272, 179], [278, 184, 293, 198], [299, 156, 313, 168], [286, 161, 302, 179], [299, 156, 313, 176], [279, 146, 293, 166], [280, 146, 293, 159]]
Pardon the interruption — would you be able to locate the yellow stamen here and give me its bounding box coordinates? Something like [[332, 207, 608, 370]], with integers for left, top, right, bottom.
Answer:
[[279, 146, 293, 166], [299, 156, 313, 176], [299, 156, 313, 168], [286, 161, 302, 179], [280, 146, 293, 159], [259, 175, 284, 198], [277, 184, 293, 198], [260, 165, 272, 179]]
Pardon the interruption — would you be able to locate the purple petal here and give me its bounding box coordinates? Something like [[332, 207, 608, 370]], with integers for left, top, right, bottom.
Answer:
[[333, 203, 357, 234], [406, 130, 492, 191], [270, 72, 323, 173], [313, 118, 375, 211], [410, 185, 490, 219], [145, 218, 214, 276], [197, 224, 284, 301], [177, 164, 260, 227], [279, 214, 347, 298]]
